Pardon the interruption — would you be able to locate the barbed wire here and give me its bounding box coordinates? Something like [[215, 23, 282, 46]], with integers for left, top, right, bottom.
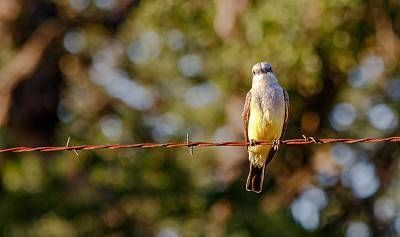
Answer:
[[1, 136, 400, 153]]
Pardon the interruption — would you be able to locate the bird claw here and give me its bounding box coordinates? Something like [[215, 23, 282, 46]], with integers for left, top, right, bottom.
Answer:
[[272, 139, 280, 150], [249, 139, 257, 146]]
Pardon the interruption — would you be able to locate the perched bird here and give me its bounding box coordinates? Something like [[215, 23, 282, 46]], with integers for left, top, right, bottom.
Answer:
[[242, 62, 289, 193]]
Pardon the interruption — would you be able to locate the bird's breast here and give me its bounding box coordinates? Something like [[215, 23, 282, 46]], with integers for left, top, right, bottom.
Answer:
[[248, 85, 285, 142]]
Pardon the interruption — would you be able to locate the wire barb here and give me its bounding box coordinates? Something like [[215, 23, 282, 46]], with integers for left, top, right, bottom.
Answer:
[[186, 132, 194, 157], [1, 136, 400, 154], [66, 136, 79, 157], [302, 135, 319, 144]]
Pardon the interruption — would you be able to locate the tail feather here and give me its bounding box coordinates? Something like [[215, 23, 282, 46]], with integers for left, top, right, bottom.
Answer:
[[246, 163, 266, 193]]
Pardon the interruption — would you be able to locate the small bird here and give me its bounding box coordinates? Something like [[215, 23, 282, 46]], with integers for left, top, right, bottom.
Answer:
[[242, 62, 289, 193]]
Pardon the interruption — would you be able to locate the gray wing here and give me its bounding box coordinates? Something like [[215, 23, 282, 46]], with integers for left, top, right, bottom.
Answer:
[[242, 91, 251, 143], [280, 89, 290, 140]]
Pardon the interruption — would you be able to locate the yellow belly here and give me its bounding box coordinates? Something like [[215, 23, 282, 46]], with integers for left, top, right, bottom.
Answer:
[[248, 104, 283, 154]]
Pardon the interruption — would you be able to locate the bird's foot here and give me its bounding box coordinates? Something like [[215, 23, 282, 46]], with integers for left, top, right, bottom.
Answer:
[[272, 139, 280, 150], [249, 139, 257, 146]]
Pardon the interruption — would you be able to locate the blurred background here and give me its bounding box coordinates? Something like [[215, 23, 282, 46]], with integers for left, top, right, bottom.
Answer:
[[0, 0, 400, 236]]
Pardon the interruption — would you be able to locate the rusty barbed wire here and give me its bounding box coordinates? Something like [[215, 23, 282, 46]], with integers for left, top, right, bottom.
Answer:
[[0, 136, 400, 153]]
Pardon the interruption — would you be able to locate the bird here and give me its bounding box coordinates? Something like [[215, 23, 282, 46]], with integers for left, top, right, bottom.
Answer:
[[242, 62, 289, 193]]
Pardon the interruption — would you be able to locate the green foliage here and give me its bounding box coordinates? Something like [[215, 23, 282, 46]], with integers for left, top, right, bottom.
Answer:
[[1, 0, 400, 236]]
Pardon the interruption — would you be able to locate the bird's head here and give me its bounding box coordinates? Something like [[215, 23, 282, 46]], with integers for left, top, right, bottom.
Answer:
[[251, 62, 278, 86], [251, 62, 273, 75]]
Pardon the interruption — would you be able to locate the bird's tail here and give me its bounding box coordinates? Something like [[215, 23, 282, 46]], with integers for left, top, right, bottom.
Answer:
[[246, 162, 266, 193]]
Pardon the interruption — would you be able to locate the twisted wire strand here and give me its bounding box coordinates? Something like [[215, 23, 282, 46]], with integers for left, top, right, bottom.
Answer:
[[0, 136, 400, 153]]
